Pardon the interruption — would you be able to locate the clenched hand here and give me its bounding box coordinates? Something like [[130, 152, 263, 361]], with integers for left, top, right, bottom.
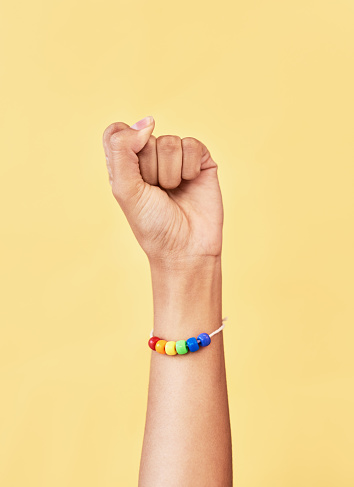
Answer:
[[102, 116, 224, 266]]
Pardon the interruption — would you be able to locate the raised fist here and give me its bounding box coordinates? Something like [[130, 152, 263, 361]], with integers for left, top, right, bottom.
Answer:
[[102, 116, 224, 266]]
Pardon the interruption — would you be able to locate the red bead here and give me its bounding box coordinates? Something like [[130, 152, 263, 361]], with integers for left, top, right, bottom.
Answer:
[[148, 336, 161, 351]]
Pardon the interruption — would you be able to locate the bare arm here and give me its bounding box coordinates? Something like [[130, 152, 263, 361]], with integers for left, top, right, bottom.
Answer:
[[102, 116, 233, 486], [139, 257, 232, 486]]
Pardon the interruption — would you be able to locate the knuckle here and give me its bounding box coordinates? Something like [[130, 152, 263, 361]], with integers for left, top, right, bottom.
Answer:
[[102, 123, 116, 142], [157, 135, 181, 150], [109, 131, 120, 147], [182, 137, 200, 153], [109, 131, 125, 151], [103, 122, 122, 144], [104, 122, 130, 150]]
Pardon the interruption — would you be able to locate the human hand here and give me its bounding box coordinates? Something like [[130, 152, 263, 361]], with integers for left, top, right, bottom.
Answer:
[[102, 116, 224, 267]]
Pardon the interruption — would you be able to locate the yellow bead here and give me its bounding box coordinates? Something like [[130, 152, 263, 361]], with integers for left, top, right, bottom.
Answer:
[[165, 341, 177, 355], [155, 340, 167, 354]]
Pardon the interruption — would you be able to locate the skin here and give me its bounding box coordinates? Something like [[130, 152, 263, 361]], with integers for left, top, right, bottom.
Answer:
[[102, 116, 233, 487]]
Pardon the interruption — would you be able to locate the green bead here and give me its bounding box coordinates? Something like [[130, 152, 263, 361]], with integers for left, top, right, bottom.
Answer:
[[176, 340, 188, 354]]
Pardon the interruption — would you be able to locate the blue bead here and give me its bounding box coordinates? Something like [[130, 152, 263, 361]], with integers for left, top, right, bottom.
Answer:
[[186, 337, 199, 352], [197, 333, 211, 347]]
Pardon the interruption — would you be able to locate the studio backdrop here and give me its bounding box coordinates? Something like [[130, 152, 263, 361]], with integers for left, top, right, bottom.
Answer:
[[0, 0, 353, 486]]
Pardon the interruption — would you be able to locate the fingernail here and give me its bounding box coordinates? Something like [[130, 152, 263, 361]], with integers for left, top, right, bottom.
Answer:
[[130, 116, 154, 130]]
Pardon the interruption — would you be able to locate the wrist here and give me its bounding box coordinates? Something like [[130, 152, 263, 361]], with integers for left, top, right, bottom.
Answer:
[[148, 253, 221, 272], [149, 255, 222, 340]]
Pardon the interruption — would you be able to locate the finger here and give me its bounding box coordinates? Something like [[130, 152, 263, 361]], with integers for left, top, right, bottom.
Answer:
[[137, 135, 158, 186], [156, 135, 182, 189], [104, 116, 155, 205], [181, 137, 202, 180], [102, 122, 130, 185]]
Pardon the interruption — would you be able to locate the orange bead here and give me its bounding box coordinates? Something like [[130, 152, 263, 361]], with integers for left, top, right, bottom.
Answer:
[[155, 340, 167, 354]]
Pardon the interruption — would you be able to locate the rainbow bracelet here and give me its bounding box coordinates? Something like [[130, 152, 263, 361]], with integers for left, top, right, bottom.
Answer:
[[148, 317, 228, 355]]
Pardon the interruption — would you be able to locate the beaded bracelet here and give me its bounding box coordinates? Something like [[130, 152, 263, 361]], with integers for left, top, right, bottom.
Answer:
[[148, 316, 228, 355]]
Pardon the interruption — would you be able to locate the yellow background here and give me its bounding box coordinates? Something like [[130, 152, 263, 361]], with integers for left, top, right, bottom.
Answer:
[[1, 0, 353, 485]]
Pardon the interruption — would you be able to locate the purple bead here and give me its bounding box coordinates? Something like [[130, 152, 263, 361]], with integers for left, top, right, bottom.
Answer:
[[197, 333, 211, 347], [186, 337, 199, 352]]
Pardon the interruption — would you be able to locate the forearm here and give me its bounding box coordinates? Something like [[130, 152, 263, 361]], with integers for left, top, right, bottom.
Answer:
[[138, 255, 233, 487]]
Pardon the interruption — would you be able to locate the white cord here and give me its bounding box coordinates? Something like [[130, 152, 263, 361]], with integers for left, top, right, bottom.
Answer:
[[209, 316, 228, 337], [150, 316, 228, 339]]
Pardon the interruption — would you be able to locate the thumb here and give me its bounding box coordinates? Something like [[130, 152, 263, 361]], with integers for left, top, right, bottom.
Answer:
[[108, 116, 155, 205]]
